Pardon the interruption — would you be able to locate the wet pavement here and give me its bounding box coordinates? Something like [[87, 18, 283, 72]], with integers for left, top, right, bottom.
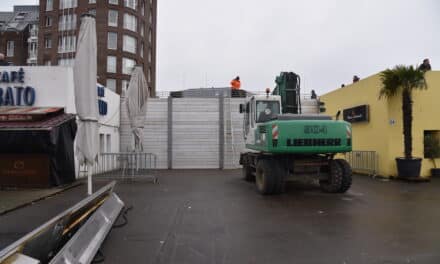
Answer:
[[0, 182, 81, 215], [1, 170, 440, 263]]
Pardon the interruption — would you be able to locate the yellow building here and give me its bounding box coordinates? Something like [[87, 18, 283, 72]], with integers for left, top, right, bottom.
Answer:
[[321, 71, 440, 178]]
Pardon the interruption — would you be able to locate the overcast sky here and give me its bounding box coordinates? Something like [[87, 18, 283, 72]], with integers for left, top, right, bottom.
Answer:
[[1, 0, 439, 94]]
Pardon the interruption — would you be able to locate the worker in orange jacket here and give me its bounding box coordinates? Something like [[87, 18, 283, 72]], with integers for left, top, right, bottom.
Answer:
[[230, 76, 241, 90]]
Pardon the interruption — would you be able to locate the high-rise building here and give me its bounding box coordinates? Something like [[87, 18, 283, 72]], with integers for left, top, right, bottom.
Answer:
[[37, 0, 157, 96], [0, 5, 39, 66]]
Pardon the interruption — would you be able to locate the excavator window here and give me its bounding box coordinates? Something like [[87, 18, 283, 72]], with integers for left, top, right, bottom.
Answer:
[[256, 101, 280, 123]]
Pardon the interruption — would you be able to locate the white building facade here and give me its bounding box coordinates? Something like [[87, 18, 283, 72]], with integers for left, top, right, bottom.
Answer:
[[0, 66, 121, 177]]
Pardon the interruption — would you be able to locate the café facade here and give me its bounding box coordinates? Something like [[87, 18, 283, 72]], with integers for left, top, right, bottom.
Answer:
[[321, 71, 440, 178], [0, 66, 120, 187]]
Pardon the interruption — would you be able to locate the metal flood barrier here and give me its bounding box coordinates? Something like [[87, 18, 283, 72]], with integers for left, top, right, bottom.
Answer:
[[82, 152, 157, 182], [345, 151, 378, 176], [0, 181, 124, 264]]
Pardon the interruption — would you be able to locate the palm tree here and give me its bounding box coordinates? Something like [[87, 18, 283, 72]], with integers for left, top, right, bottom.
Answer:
[[379, 65, 428, 159]]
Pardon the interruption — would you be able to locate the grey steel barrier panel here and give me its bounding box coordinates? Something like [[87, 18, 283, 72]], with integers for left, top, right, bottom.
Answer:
[[0, 181, 118, 264], [49, 193, 124, 264]]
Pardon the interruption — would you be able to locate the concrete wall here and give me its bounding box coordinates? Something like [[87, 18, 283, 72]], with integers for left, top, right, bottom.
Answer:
[[120, 96, 246, 169], [321, 71, 440, 178]]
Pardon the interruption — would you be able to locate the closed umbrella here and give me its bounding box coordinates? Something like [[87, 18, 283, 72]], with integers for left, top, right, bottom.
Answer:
[[73, 14, 99, 195], [126, 66, 149, 152]]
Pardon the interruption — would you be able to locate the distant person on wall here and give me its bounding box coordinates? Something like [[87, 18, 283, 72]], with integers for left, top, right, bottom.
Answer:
[[353, 75, 360, 83], [419, 58, 432, 71], [230, 76, 241, 90], [341, 84, 345, 88], [0, 53, 9, 66]]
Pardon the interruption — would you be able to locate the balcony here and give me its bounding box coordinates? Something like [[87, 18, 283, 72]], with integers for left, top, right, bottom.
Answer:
[[30, 28, 38, 37], [26, 57, 37, 65]]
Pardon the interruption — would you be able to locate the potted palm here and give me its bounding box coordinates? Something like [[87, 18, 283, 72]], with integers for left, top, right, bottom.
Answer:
[[379, 65, 428, 178], [424, 135, 440, 176]]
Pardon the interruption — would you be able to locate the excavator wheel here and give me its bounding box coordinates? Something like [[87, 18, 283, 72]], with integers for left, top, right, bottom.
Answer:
[[335, 159, 352, 193], [242, 163, 255, 182], [255, 159, 284, 195], [319, 159, 346, 193]]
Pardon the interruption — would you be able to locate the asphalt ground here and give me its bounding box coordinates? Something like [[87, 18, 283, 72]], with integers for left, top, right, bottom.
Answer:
[[0, 182, 81, 215], [1, 170, 440, 264]]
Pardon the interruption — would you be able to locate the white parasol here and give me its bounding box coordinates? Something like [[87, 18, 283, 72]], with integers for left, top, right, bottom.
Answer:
[[73, 14, 98, 195]]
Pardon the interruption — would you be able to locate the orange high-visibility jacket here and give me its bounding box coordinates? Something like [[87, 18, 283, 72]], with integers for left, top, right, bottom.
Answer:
[[231, 79, 241, 90]]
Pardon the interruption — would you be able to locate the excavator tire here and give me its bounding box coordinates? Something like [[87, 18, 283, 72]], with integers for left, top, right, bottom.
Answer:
[[319, 160, 344, 193], [335, 159, 352, 193], [242, 163, 255, 182], [255, 159, 284, 195]]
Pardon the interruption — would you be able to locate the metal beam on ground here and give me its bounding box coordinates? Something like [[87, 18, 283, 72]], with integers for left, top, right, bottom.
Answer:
[[49, 193, 124, 264], [0, 181, 123, 264]]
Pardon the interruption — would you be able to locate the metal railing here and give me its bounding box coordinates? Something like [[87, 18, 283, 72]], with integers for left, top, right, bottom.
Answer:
[[80, 152, 157, 182], [345, 151, 378, 176], [155, 90, 315, 99]]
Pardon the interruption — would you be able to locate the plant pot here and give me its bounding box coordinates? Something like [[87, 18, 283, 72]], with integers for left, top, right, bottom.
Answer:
[[431, 168, 440, 177], [395, 157, 422, 178]]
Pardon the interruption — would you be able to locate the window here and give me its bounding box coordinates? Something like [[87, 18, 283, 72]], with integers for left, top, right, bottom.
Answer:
[[256, 101, 280, 123], [147, 67, 151, 82], [424, 131, 440, 159], [6, 41, 14, 57], [60, 0, 78, 9], [15, 12, 27, 21], [89, 0, 96, 3], [99, 134, 105, 153], [106, 134, 111, 152], [148, 9, 153, 24], [148, 28, 152, 43], [89, 9, 96, 16], [123, 35, 136, 54], [46, 0, 53, 11], [140, 43, 144, 58], [44, 36, 52, 48], [122, 80, 129, 91], [250, 98, 255, 127], [29, 42, 37, 53], [58, 14, 77, 31], [45, 16, 52, 27], [109, 0, 118, 5], [28, 41, 37, 61], [123, 13, 137, 32], [122, 58, 136, 74], [58, 35, 76, 53], [141, 1, 145, 16], [108, 32, 117, 50], [107, 56, 117, 73], [124, 0, 137, 9], [106, 79, 116, 92], [44, 60, 52, 66], [148, 48, 152, 63], [140, 23, 144, 37], [108, 10, 118, 27]]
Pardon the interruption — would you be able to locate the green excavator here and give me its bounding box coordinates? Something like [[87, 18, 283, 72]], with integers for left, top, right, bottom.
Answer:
[[239, 72, 353, 195]]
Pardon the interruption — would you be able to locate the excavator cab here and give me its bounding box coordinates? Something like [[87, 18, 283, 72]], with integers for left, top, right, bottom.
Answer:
[[240, 95, 282, 141]]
